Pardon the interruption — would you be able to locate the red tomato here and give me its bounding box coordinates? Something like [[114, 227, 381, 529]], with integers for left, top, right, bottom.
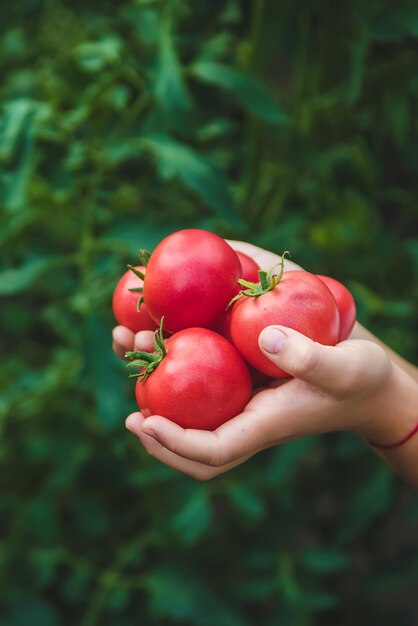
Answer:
[[247, 364, 273, 389], [112, 266, 158, 333], [214, 312, 272, 389], [236, 251, 260, 283], [316, 275, 356, 341], [136, 328, 252, 430], [215, 308, 233, 342], [143, 230, 241, 333], [230, 270, 340, 378]]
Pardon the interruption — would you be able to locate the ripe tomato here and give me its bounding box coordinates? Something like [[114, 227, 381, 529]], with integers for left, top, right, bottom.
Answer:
[[135, 328, 252, 430], [247, 364, 273, 389], [230, 270, 340, 378], [316, 275, 356, 341], [214, 314, 272, 389], [213, 248, 260, 341], [214, 308, 233, 342], [236, 251, 260, 283], [143, 230, 241, 333], [112, 266, 158, 333]]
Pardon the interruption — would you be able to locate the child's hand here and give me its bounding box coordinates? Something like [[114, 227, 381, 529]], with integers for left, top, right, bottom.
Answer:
[[113, 241, 418, 486], [124, 325, 412, 480]]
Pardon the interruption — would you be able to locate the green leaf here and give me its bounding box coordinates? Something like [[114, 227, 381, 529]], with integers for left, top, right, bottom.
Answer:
[[227, 483, 266, 522], [191, 61, 286, 124], [346, 35, 369, 104], [5, 596, 59, 626], [239, 577, 277, 600], [337, 465, 394, 543], [267, 437, 317, 486], [124, 6, 160, 45], [0, 99, 49, 211], [301, 591, 339, 610], [108, 587, 130, 613], [140, 134, 240, 224], [103, 217, 174, 255], [83, 314, 127, 430], [153, 19, 191, 112], [197, 32, 233, 62], [74, 36, 122, 72], [372, 8, 418, 41], [0, 258, 54, 295], [128, 464, 179, 487], [350, 282, 413, 318], [145, 567, 248, 625], [0, 212, 35, 247], [172, 488, 213, 545], [147, 569, 200, 620], [220, 0, 242, 24], [63, 566, 93, 604], [278, 553, 302, 603], [0, 99, 39, 161], [197, 118, 235, 141], [300, 549, 351, 574], [30, 547, 65, 588]]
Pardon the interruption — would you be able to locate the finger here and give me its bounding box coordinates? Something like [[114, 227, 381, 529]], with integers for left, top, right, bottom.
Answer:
[[139, 404, 275, 467], [136, 380, 349, 471], [112, 326, 135, 359], [259, 326, 389, 398], [134, 330, 155, 353], [126, 413, 249, 479], [226, 240, 302, 272]]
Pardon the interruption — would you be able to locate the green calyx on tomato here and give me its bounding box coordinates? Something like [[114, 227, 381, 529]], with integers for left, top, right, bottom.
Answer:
[[126, 265, 145, 281], [138, 248, 152, 267], [229, 251, 290, 307], [125, 317, 166, 381], [127, 249, 152, 283], [126, 249, 152, 311]]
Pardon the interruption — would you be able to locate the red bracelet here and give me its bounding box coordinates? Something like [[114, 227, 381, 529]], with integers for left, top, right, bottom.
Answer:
[[367, 422, 418, 450]]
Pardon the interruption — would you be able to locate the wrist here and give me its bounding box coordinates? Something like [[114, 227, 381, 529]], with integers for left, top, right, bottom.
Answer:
[[354, 363, 418, 445], [367, 423, 418, 450]]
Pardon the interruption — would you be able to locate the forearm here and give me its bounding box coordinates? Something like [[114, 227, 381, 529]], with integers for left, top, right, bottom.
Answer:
[[350, 322, 418, 382]]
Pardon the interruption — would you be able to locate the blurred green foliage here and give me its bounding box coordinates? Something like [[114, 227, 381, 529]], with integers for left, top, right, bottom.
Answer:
[[1, 0, 418, 624]]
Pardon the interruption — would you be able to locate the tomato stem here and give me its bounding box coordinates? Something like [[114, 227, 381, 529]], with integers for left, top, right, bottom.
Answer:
[[127, 265, 145, 281], [127, 259, 149, 311], [138, 248, 151, 266], [125, 317, 166, 381], [228, 251, 290, 306]]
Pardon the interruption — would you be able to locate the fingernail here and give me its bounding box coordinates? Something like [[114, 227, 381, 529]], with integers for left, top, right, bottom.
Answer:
[[261, 328, 286, 354]]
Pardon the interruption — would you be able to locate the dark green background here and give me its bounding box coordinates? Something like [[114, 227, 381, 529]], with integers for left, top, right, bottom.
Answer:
[[1, 1, 417, 624]]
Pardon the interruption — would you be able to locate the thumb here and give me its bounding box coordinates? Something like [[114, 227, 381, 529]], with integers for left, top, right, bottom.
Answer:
[[258, 326, 357, 394]]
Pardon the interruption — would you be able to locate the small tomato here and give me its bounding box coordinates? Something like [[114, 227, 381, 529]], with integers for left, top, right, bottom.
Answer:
[[112, 266, 158, 333]]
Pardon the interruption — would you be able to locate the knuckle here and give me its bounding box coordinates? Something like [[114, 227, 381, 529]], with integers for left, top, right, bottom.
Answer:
[[194, 468, 218, 481], [143, 438, 164, 459], [145, 444, 155, 458], [164, 439, 180, 456], [334, 365, 363, 398], [207, 438, 228, 467], [291, 342, 321, 378], [207, 450, 224, 468]]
